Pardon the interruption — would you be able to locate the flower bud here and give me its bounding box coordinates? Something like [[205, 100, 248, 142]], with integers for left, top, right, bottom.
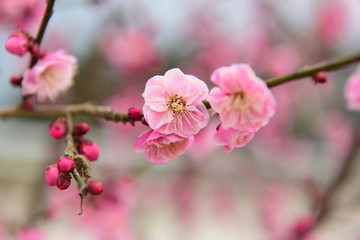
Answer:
[[79, 140, 99, 161], [57, 174, 71, 190], [10, 75, 22, 86], [293, 215, 315, 237], [5, 32, 31, 56], [86, 179, 103, 195], [72, 123, 89, 136], [49, 118, 67, 140], [141, 117, 149, 126], [45, 164, 59, 186], [311, 72, 328, 84], [128, 107, 142, 120], [57, 157, 75, 173], [28, 43, 44, 59], [21, 96, 34, 110]]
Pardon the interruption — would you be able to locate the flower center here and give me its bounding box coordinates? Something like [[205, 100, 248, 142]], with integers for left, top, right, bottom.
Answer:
[[167, 95, 186, 114], [231, 90, 249, 110]]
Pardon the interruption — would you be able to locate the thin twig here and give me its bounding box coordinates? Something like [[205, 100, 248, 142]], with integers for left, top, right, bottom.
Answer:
[[313, 127, 360, 226], [29, 0, 56, 68], [266, 53, 360, 88]]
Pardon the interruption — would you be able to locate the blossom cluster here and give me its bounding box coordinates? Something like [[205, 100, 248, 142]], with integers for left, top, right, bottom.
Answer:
[[134, 65, 277, 163], [5, 31, 78, 105]]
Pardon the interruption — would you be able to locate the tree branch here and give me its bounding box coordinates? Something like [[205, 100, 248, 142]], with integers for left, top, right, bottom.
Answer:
[[29, 0, 56, 68], [265, 53, 360, 88], [1, 52, 360, 120], [64, 112, 89, 197]]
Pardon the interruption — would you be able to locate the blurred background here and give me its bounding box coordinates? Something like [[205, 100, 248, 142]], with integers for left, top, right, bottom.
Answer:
[[1, 0, 360, 239]]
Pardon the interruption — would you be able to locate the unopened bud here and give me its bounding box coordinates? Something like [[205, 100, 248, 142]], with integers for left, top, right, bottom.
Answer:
[[57, 174, 71, 190], [28, 43, 44, 59], [21, 96, 34, 110], [86, 179, 103, 195], [57, 157, 75, 173], [49, 118, 67, 140], [45, 164, 59, 186], [10, 75, 22, 86], [5, 32, 31, 56], [72, 123, 89, 136], [128, 107, 142, 121], [141, 117, 149, 126], [311, 72, 328, 84], [79, 139, 99, 161]]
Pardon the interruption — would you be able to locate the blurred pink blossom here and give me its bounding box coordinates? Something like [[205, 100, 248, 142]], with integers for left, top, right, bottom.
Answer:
[[0, 0, 44, 28], [317, 0, 348, 44], [22, 49, 78, 102], [344, 66, 360, 111], [207, 64, 276, 131], [143, 68, 209, 137], [17, 228, 45, 240], [215, 124, 255, 152], [100, 28, 161, 75], [134, 129, 194, 164]]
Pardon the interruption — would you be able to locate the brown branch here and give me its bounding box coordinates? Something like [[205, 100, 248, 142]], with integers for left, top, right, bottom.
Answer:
[[64, 112, 88, 198], [312, 127, 360, 227], [265, 53, 360, 88], [0, 103, 132, 122], [29, 0, 56, 68], [1, 52, 360, 120]]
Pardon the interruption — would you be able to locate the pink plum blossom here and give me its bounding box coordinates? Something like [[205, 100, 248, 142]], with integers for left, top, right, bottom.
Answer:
[[317, 0, 348, 44], [0, 0, 44, 28], [215, 124, 255, 152], [207, 64, 276, 131], [100, 28, 161, 75], [17, 227, 45, 240], [142, 68, 209, 137], [22, 49, 78, 102], [344, 67, 360, 111], [134, 129, 194, 164]]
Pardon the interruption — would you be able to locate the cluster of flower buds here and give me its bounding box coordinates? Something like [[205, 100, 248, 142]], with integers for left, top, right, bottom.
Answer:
[[45, 158, 74, 190], [48, 119, 100, 161], [46, 118, 103, 195]]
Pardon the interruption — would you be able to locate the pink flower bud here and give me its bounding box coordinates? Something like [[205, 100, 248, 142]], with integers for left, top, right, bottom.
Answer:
[[57, 157, 75, 173], [72, 123, 89, 136], [312, 72, 328, 84], [10, 75, 22, 86], [5, 32, 31, 56], [57, 174, 71, 190], [28, 43, 44, 59], [21, 96, 34, 110], [45, 164, 59, 186], [86, 179, 103, 195], [49, 118, 67, 140], [128, 107, 142, 120], [141, 117, 149, 126], [79, 140, 99, 161], [293, 215, 315, 237]]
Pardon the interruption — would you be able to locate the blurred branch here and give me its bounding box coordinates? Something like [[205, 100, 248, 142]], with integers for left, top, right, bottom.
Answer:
[[29, 0, 56, 67], [1, 52, 360, 119], [313, 127, 360, 227], [266, 53, 360, 88]]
